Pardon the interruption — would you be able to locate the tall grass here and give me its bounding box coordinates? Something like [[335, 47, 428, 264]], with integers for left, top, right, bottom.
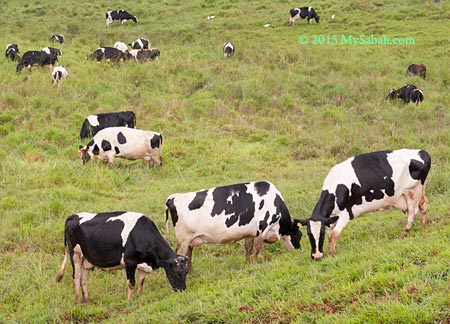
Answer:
[[0, 0, 449, 323]]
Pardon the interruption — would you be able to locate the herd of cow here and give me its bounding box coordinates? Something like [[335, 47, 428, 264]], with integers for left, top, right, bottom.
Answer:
[[4, 7, 433, 304]]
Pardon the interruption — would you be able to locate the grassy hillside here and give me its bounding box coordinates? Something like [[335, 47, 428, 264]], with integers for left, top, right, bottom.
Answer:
[[0, 0, 449, 323]]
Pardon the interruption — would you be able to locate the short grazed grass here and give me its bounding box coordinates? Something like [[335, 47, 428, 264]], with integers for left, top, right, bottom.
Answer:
[[1, 0, 449, 323]]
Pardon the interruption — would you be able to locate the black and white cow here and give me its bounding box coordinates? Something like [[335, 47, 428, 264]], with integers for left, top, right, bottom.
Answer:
[[79, 111, 136, 139], [5, 44, 20, 61], [135, 49, 160, 62], [223, 42, 235, 57], [297, 149, 431, 260], [50, 34, 65, 44], [289, 7, 320, 25], [78, 127, 162, 167], [55, 211, 189, 303], [406, 64, 427, 79], [42, 46, 63, 56], [52, 65, 68, 87], [130, 38, 150, 50], [89, 47, 131, 62], [16, 50, 58, 73], [106, 10, 138, 26], [386, 84, 424, 105], [165, 181, 302, 271]]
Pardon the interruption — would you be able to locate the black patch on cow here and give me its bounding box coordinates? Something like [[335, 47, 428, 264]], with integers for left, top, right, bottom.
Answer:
[[92, 144, 100, 155], [117, 132, 127, 144], [254, 181, 270, 196], [258, 211, 271, 232], [166, 198, 178, 226], [210, 183, 255, 228], [259, 200, 264, 210], [101, 140, 112, 152], [188, 190, 208, 210], [115, 146, 120, 154], [150, 134, 161, 149], [274, 194, 292, 236], [409, 150, 431, 185], [311, 190, 336, 219]]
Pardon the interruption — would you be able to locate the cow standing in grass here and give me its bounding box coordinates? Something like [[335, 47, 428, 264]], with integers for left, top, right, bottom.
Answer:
[[406, 64, 426, 79], [79, 111, 136, 140], [223, 42, 234, 57], [386, 85, 424, 105], [297, 149, 431, 260], [5, 44, 20, 61], [289, 7, 320, 25], [52, 66, 68, 86], [106, 10, 138, 26]]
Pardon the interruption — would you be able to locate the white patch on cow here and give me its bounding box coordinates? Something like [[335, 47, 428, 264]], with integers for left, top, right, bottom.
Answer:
[[137, 262, 153, 273], [107, 212, 144, 247], [308, 7, 312, 12], [78, 212, 98, 224], [87, 115, 99, 127], [309, 220, 322, 255], [114, 42, 128, 53]]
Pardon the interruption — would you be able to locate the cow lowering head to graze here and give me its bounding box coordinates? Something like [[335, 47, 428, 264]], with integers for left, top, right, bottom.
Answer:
[[406, 64, 426, 79], [42, 46, 62, 56], [289, 7, 320, 25], [79, 111, 136, 140], [135, 49, 160, 63], [106, 10, 138, 26], [55, 211, 189, 303], [78, 127, 162, 168], [386, 84, 424, 105], [113, 41, 129, 53], [296, 149, 431, 260], [89, 47, 131, 62], [52, 65, 68, 87], [130, 38, 150, 50], [165, 181, 302, 271], [16, 50, 58, 73], [5, 44, 20, 61], [223, 42, 235, 57], [50, 34, 65, 43]]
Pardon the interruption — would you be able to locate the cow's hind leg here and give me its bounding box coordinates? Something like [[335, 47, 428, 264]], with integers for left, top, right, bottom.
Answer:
[[80, 261, 93, 304], [72, 246, 83, 304], [400, 188, 422, 238], [252, 237, 265, 264], [245, 237, 254, 263], [419, 185, 428, 227]]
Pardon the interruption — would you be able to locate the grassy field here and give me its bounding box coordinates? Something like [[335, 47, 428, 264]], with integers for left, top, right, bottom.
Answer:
[[1, 0, 449, 323]]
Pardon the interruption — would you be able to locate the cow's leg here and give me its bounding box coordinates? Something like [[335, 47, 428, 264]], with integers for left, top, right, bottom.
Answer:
[[177, 241, 194, 272], [244, 237, 254, 263], [419, 186, 428, 227], [401, 187, 425, 238], [137, 270, 148, 296], [328, 215, 350, 256], [252, 236, 265, 264], [125, 265, 137, 301], [81, 259, 94, 304], [72, 245, 83, 304]]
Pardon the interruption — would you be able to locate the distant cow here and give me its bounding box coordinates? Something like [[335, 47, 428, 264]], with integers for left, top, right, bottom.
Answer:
[[50, 34, 65, 44], [16, 50, 58, 73], [42, 47, 62, 56], [5, 44, 20, 61], [79, 127, 162, 167], [297, 149, 431, 260], [135, 49, 160, 62], [89, 47, 131, 62], [130, 38, 150, 50], [52, 66, 68, 86], [113, 41, 128, 53], [55, 211, 189, 303], [79, 111, 136, 139], [289, 7, 320, 25], [386, 84, 424, 105], [223, 42, 235, 57], [106, 10, 138, 26], [165, 181, 302, 271], [406, 64, 426, 79]]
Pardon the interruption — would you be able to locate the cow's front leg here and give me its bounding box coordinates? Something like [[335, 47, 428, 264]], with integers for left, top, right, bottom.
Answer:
[[125, 265, 137, 301], [244, 237, 254, 263], [252, 237, 264, 264], [328, 216, 349, 256]]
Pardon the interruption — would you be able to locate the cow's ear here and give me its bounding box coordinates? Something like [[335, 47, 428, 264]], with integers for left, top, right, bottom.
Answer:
[[325, 216, 339, 226]]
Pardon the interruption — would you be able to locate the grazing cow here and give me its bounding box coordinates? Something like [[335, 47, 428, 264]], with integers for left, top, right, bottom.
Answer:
[[42, 46, 62, 56], [89, 47, 131, 62], [50, 34, 65, 43], [223, 42, 235, 57], [406, 64, 427, 79], [297, 149, 431, 260], [16, 50, 58, 73], [55, 211, 189, 303], [106, 10, 138, 26], [135, 49, 160, 62], [130, 38, 150, 50], [165, 180, 302, 271], [289, 7, 320, 25], [386, 84, 424, 105], [113, 41, 128, 53], [79, 127, 162, 167], [52, 65, 68, 86], [5, 44, 20, 61], [79, 111, 136, 140]]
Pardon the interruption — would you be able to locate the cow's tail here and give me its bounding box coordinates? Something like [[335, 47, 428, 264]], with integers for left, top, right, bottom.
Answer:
[[79, 119, 92, 140], [55, 238, 68, 283]]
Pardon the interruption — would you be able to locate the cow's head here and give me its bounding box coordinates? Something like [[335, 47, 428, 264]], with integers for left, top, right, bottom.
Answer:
[[161, 255, 189, 292], [386, 89, 400, 101], [296, 216, 339, 260], [78, 145, 92, 164], [290, 220, 303, 249], [315, 15, 320, 23]]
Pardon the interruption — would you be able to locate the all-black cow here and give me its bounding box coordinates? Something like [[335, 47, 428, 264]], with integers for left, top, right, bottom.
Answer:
[[166, 181, 302, 271], [135, 49, 160, 62], [16, 50, 58, 73], [79, 111, 136, 139], [297, 149, 431, 260], [89, 47, 131, 62], [289, 7, 320, 25], [56, 212, 189, 303], [5, 44, 20, 61], [106, 10, 138, 26], [406, 64, 426, 79], [386, 84, 424, 105], [50, 34, 65, 44]]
